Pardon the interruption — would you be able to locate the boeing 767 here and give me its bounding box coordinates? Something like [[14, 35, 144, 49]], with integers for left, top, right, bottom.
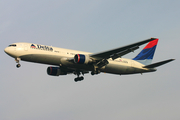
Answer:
[[4, 38, 175, 82]]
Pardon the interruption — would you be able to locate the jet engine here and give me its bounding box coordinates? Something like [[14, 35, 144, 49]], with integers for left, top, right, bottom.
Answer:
[[74, 54, 92, 64], [47, 67, 67, 76]]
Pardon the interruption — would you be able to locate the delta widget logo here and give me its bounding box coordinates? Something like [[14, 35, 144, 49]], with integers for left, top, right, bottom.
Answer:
[[30, 44, 53, 51], [31, 44, 36, 48]]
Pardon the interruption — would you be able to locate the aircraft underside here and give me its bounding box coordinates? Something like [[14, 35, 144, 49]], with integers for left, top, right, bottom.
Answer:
[[18, 54, 156, 82]]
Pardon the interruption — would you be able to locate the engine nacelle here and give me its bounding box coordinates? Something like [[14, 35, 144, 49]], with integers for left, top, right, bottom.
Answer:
[[74, 54, 91, 64], [47, 67, 67, 76]]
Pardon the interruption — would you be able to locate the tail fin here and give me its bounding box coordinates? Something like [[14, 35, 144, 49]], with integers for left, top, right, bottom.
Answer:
[[133, 38, 159, 65]]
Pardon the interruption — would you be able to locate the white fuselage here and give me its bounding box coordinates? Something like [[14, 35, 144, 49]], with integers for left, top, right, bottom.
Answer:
[[4, 42, 156, 75]]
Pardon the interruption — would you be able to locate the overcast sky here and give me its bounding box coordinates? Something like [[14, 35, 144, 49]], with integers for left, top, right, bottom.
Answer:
[[1, 0, 180, 120]]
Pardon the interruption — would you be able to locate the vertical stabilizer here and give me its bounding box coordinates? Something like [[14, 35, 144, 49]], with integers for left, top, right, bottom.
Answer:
[[133, 38, 159, 65]]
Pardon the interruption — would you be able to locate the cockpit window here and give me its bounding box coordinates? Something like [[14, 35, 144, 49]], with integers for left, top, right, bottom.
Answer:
[[8, 44, 16, 47]]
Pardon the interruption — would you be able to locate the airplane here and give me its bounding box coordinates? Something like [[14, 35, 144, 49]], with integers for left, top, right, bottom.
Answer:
[[4, 38, 175, 82]]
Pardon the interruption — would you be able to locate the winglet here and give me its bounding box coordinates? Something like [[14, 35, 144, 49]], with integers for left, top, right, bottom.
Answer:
[[143, 59, 175, 68]]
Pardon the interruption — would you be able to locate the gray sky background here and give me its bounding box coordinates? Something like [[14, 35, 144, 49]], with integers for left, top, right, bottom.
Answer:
[[1, 0, 180, 120]]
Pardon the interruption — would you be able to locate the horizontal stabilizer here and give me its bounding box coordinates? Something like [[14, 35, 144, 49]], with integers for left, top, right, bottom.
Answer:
[[143, 59, 175, 68]]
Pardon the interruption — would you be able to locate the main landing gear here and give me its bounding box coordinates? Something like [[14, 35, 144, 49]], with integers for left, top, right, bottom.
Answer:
[[15, 58, 21, 68], [74, 76, 84, 82], [91, 71, 100, 75], [74, 71, 84, 82], [91, 67, 100, 75]]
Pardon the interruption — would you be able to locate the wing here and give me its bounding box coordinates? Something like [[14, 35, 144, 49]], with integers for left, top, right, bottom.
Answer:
[[67, 38, 157, 68], [90, 38, 157, 60]]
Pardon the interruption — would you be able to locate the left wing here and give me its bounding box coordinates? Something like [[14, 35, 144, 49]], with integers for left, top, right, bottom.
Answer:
[[68, 38, 157, 68], [90, 38, 157, 60], [87, 38, 158, 68]]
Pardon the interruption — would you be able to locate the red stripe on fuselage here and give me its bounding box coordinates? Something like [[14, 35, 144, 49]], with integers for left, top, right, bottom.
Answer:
[[143, 39, 159, 49], [77, 54, 80, 63]]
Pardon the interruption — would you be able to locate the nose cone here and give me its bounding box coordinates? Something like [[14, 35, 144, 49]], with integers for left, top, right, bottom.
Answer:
[[4, 46, 19, 58], [4, 47, 13, 56], [4, 47, 9, 54]]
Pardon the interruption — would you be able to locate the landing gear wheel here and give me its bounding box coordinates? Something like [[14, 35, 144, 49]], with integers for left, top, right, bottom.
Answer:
[[74, 76, 84, 82], [91, 70, 100, 75], [74, 78, 78, 82], [91, 72, 95, 75], [16, 64, 21, 68], [79, 76, 84, 80]]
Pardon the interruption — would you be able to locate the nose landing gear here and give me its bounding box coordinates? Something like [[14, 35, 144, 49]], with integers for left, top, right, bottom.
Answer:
[[15, 58, 21, 68]]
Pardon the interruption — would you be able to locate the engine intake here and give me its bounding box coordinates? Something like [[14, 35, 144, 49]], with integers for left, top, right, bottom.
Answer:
[[47, 67, 67, 76], [74, 54, 91, 64]]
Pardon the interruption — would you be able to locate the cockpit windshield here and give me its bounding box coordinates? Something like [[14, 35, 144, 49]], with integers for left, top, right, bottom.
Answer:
[[8, 44, 16, 47]]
